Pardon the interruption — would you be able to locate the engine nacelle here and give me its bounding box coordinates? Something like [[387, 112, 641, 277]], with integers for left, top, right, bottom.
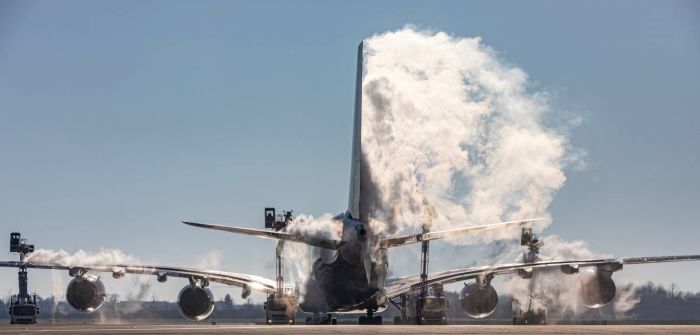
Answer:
[[177, 285, 215, 321], [579, 267, 616, 308], [459, 282, 498, 318], [66, 274, 106, 312]]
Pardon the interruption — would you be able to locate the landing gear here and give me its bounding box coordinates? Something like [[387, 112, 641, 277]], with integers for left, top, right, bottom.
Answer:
[[305, 313, 337, 325], [358, 309, 382, 325], [513, 307, 547, 325]]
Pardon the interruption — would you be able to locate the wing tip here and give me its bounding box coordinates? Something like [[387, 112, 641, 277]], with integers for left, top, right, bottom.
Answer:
[[182, 221, 205, 227], [518, 217, 546, 224]]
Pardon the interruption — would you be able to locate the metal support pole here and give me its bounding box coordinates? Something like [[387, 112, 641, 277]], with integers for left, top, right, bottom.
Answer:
[[17, 267, 28, 304], [275, 240, 285, 294], [400, 295, 407, 320], [416, 224, 430, 323]]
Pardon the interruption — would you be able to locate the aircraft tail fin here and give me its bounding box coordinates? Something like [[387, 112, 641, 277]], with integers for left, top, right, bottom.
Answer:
[[347, 42, 363, 220]]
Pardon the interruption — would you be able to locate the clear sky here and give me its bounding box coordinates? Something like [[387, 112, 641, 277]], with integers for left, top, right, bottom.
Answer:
[[1, 0, 699, 303]]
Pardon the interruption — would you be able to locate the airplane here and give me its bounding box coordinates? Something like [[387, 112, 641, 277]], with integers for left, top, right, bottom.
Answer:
[[2, 42, 699, 325]]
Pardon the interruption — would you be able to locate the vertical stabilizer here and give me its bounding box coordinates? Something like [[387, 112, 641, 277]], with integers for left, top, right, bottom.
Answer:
[[347, 42, 363, 220]]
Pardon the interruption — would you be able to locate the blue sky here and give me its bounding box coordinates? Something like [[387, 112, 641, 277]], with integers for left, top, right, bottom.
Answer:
[[1, 0, 699, 302]]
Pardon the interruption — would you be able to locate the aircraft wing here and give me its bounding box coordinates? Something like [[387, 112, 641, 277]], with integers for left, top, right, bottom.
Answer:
[[182, 221, 344, 250], [0, 260, 276, 293], [383, 254, 700, 299], [380, 218, 542, 248]]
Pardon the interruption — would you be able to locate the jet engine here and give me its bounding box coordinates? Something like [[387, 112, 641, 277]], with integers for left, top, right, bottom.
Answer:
[[177, 285, 215, 321], [66, 274, 106, 312], [579, 267, 617, 308], [459, 282, 498, 318]]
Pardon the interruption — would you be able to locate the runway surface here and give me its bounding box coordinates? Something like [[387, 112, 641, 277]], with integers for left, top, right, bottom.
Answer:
[[2, 324, 700, 335]]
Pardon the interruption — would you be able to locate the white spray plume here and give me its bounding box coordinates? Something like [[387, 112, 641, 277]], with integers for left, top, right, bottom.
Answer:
[[282, 213, 342, 292], [361, 26, 576, 241], [502, 235, 639, 316], [27, 248, 154, 305], [501, 236, 596, 315], [613, 284, 640, 317], [193, 250, 224, 270], [125, 276, 152, 302], [50, 270, 65, 317], [27, 248, 141, 267]]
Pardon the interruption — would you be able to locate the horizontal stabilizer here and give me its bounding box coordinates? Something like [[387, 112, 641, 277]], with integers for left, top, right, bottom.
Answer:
[[380, 218, 543, 248], [183, 221, 344, 250]]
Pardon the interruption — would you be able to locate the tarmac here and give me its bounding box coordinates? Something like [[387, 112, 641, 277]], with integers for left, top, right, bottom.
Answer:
[[2, 324, 700, 335]]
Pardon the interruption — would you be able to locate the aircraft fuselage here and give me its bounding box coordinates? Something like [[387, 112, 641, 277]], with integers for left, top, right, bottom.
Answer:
[[299, 213, 387, 313]]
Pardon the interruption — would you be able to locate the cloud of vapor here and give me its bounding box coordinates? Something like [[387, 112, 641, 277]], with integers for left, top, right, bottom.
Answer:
[[501, 236, 594, 315], [282, 213, 343, 294], [27, 248, 157, 307], [27, 248, 141, 267], [193, 250, 224, 270], [613, 284, 640, 317], [118, 276, 153, 315], [125, 276, 152, 302], [361, 26, 576, 240], [30, 247, 191, 318], [50, 270, 66, 317], [502, 236, 639, 316]]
